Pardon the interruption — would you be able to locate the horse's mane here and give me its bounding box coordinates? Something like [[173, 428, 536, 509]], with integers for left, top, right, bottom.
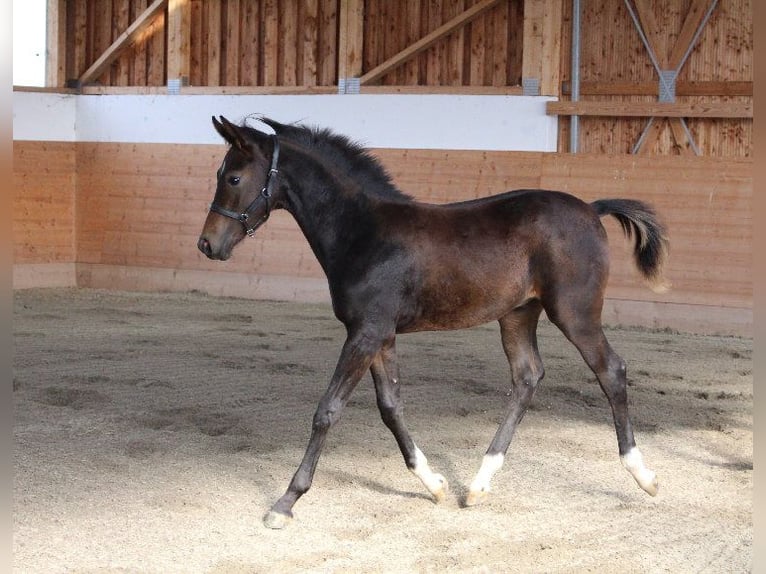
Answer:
[[242, 117, 413, 202]]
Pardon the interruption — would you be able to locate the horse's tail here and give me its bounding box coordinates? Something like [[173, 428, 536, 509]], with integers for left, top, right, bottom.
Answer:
[[592, 199, 670, 293]]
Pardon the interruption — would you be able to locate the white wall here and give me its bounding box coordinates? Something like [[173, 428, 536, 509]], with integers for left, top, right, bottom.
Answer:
[[13, 91, 558, 151]]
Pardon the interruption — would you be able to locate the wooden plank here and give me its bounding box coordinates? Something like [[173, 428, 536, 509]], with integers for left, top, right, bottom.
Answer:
[[67, 0, 88, 80], [79, 0, 168, 85], [167, 0, 191, 83], [403, 0, 421, 84], [112, 0, 130, 85], [540, 0, 562, 95], [468, 2, 486, 85], [521, 0, 544, 88], [301, 0, 319, 86], [45, 0, 67, 87], [490, 0, 507, 86], [262, 0, 279, 85], [206, 0, 221, 86], [239, 0, 260, 86], [189, 0, 203, 85], [546, 100, 752, 118], [318, 0, 337, 85], [76, 84, 521, 95], [147, 8, 166, 85], [338, 0, 364, 80], [360, 0, 503, 85], [94, 0, 114, 83], [131, 0, 149, 86], [562, 80, 753, 97], [224, 0, 241, 85], [281, 0, 298, 86]]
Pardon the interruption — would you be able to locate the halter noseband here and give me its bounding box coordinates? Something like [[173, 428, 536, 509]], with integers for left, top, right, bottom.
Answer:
[[209, 134, 280, 237]]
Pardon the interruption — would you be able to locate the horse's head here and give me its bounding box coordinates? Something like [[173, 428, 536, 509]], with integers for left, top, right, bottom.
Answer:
[[197, 116, 282, 260]]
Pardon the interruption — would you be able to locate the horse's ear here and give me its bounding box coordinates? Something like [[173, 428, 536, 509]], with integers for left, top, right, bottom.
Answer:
[[212, 115, 251, 156]]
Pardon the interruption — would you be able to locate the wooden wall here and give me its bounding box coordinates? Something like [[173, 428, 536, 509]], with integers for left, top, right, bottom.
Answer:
[[61, 0, 526, 89], [12, 141, 78, 287], [12, 140, 752, 335], [54, 0, 752, 156], [556, 0, 752, 156]]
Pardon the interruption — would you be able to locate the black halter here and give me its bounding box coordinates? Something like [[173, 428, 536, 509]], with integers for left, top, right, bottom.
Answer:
[[209, 134, 280, 237]]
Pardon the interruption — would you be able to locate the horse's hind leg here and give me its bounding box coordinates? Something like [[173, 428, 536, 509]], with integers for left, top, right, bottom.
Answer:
[[548, 304, 659, 497], [466, 301, 545, 506], [370, 338, 448, 502]]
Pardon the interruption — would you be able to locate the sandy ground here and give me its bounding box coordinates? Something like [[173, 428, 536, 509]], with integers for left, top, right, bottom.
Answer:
[[13, 288, 752, 573]]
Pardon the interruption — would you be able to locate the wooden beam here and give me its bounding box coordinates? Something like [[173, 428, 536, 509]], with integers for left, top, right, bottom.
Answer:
[[79, 0, 168, 85], [206, 0, 221, 86], [338, 0, 364, 80], [562, 80, 753, 97], [540, 0, 562, 96], [668, 0, 714, 69], [167, 0, 191, 83], [45, 0, 67, 87], [359, 0, 503, 85], [522, 0, 562, 95], [668, 118, 695, 156], [632, 0, 668, 67], [546, 101, 753, 118]]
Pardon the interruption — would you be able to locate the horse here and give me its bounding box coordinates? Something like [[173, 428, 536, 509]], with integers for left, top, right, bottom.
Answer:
[[197, 115, 669, 529]]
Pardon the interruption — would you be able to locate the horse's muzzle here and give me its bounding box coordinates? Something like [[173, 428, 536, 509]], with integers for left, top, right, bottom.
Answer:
[[197, 236, 231, 260]]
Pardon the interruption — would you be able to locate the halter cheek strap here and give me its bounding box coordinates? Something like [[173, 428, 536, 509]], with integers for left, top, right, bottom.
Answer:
[[209, 134, 280, 237]]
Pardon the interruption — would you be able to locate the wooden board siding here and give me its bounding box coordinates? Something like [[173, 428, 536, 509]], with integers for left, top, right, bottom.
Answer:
[[557, 0, 752, 156], [13, 141, 77, 264], [13, 140, 748, 333]]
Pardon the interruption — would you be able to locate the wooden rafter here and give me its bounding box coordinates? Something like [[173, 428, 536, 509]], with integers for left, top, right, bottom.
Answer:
[[358, 0, 504, 85], [78, 0, 168, 86]]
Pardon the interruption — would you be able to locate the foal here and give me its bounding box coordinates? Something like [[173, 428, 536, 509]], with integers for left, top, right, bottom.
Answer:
[[198, 116, 669, 529]]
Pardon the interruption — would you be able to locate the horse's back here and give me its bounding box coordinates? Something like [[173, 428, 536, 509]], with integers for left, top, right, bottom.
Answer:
[[387, 189, 610, 332]]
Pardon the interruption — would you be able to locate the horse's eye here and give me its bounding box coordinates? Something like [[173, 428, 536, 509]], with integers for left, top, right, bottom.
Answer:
[[228, 176, 241, 186]]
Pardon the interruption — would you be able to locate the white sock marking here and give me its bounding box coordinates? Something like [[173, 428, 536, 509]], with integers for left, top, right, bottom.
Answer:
[[469, 453, 505, 496], [621, 447, 658, 495], [410, 446, 446, 498]]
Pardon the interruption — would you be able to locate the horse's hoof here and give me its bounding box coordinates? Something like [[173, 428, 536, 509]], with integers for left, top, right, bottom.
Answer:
[[430, 475, 449, 503], [263, 510, 292, 529], [640, 472, 659, 497], [464, 488, 488, 507]]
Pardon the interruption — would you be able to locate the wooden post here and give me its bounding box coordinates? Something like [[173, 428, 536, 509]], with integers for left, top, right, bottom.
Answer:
[[338, 0, 364, 86], [522, 0, 562, 96], [46, 0, 67, 87], [167, 0, 191, 85]]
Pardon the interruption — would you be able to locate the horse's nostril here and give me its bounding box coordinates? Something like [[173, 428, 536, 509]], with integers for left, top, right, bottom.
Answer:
[[198, 237, 212, 257]]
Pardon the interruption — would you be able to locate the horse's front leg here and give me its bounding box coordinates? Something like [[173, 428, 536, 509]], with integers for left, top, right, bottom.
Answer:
[[263, 329, 381, 529]]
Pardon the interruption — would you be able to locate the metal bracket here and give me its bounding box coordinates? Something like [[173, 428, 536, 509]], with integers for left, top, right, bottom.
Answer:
[[522, 77, 540, 96], [338, 77, 361, 95], [658, 70, 678, 103]]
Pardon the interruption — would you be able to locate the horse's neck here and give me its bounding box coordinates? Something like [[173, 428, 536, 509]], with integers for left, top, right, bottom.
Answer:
[[281, 149, 376, 277]]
